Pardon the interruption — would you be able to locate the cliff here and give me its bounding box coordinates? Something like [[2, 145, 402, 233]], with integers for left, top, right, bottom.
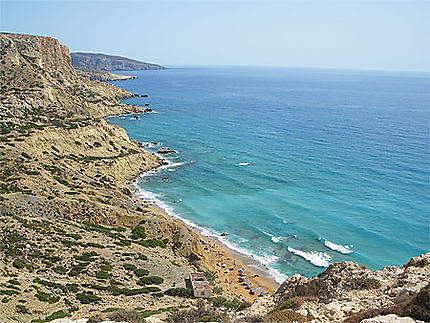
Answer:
[[0, 33, 211, 322], [236, 253, 429, 322], [71, 52, 167, 71]]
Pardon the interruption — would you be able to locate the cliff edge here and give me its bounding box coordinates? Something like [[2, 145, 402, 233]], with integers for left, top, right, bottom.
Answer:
[[71, 52, 167, 71]]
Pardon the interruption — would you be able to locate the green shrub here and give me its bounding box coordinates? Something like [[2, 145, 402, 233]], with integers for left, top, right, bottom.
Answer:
[[21, 152, 31, 159], [130, 225, 146, 239], [134, 268, 149, 277], [44, 310, 71, 321], [16, 304, 30, 314], [74, 251, 98, 262], [36, 290, 59, 303], [204, 271, 217, 285], [137, 254, 148, 261], [189, 253, 201, 263], [213, 286, 223, 295], [164, 288, 192, 297], [13, 259, 25, 269], [76, 292, 101, 304], [68, 262, 89, 276], [123, 263, 136, 271], [134, 239, 166, 248], [96, 270, 111, 279], [53, 266, 67, 274], [137, 276, 164, 285]]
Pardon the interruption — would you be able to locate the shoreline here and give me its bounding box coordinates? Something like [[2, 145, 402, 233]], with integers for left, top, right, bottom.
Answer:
[[124, 142, 281, 300]]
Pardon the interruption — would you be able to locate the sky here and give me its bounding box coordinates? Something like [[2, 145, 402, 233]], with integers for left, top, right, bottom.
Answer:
[[1, 0, 429, 71]]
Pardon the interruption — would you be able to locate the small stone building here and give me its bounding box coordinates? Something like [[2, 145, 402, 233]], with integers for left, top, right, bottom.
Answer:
[[189, 272, 212, 298]]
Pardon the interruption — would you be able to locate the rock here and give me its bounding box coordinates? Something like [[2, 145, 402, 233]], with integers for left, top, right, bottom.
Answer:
[[360, 314, 423, 323], [157, 147, 177, 154]]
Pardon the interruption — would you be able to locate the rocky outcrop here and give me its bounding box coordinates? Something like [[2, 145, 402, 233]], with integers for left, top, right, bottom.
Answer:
[[157, 147, 177, 154], [75, 68, 137, 81], [238, 253, 430, 322], [71, 52, 167, 71]]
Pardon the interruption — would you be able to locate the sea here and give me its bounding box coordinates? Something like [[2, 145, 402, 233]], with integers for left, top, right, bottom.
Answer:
[[106, 67, 429, 283]]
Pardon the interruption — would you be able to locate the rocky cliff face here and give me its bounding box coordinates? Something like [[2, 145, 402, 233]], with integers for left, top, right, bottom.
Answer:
[[0, 32, 141, 124], [71, 52, 167, 71], [0, 33, 210, 323], [237, 253, 429, 322]]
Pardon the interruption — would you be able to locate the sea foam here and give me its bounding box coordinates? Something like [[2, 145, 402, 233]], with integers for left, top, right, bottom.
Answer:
[[134, 165, 287, 284], [324, 240, 353, 255], [263, 231, 287, 243], [288, 247, 331, 267]]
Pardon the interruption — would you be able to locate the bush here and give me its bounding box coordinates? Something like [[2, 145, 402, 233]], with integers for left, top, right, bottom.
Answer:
[[164, 287, 192, 297], [13, 259, 25, 269], [130, 225, 146, 240], [137, 254, 148, 261], [16, 304, 30, 314], [204, 271, 217, 285], [189, 253, 201, 263], [123, 263, 136, 271], [134, 268, 149, 277], [36, 290, 59, 303], [137, 276, 164, 285], [96, 270, 111, 279], [134, 239, 166, 248], [53, 266, 67, 274], [44, 310, 71, 321], [76, 292, 101, 304], [212, 297, 250, 310]]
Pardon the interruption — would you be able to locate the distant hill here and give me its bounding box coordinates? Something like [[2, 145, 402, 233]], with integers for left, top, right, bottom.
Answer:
[[71, 52, 167, 71]]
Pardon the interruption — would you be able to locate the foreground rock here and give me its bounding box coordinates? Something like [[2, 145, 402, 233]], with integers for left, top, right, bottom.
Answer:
[[237, 253, 429, 322]]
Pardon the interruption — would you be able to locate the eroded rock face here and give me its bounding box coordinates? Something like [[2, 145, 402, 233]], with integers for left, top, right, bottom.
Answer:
[[239, 253, 430, 323]]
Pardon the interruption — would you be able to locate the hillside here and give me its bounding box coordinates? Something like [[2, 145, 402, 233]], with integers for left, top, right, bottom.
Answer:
[[1, 32, 428, 323], [0, 32, 216, 322], [71, 52, 167, 71]]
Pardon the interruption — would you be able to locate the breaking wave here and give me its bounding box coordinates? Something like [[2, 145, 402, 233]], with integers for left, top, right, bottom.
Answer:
[[324, 240, 353, 255], [288, 247, 331, 267]]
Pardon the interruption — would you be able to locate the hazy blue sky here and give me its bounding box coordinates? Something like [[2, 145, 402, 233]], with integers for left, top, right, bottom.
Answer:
[[1, 0, 429, 71]]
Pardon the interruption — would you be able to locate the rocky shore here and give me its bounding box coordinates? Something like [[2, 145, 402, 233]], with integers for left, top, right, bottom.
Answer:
[[75, 69, 137, 82], [0, 32, 428, 323]]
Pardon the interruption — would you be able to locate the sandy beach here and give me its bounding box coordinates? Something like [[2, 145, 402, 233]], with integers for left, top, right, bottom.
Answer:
[[146, 203, 280, 302]]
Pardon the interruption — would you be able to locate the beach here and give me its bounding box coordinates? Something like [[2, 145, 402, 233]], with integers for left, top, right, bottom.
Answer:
[[144, 200, 280, 302]]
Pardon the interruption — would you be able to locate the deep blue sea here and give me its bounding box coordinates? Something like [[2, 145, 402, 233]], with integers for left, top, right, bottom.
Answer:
[[107, 67, 429, 283]]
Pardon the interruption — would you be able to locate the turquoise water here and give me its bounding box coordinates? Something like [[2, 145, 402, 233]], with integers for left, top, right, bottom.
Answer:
[[107, 67, 429, 282]]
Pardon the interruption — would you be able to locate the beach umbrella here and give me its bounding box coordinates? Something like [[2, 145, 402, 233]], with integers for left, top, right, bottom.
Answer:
[[247, 283, 253, 286], [244, 279, 250, 282]]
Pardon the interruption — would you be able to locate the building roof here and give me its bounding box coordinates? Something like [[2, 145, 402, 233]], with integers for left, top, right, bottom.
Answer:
[[190, 272, 211, 291]]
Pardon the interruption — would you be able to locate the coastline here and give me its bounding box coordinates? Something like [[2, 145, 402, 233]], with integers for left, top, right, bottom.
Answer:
[[122, 138, 281, 300]]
